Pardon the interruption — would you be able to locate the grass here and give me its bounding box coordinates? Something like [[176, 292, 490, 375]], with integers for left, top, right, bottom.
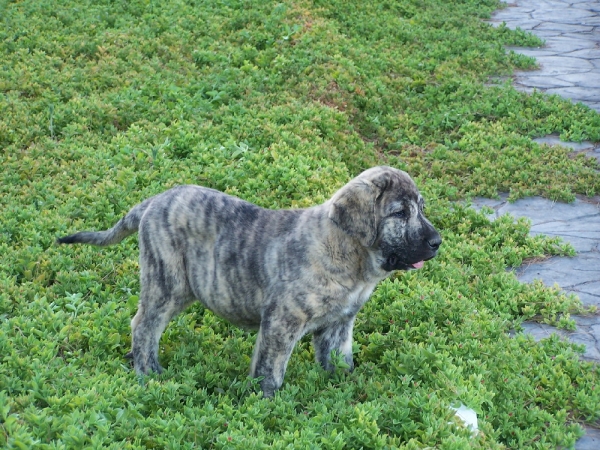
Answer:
[[1, 0, 600, 448]]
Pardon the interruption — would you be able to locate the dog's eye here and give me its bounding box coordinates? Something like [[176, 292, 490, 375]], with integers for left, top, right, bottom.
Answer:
[[391, 210, 407, 219]]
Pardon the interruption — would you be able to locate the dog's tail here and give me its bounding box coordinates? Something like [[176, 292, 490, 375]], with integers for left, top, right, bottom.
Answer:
[[56, 198, 153, 247]]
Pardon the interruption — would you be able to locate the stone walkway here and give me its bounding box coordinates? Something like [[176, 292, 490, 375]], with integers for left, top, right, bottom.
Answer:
[[482, 1, 600, 448], [490, 0, 600, 112]]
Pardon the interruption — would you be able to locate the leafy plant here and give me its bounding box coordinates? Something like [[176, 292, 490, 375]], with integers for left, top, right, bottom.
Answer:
[[1, 0, 598, 448]]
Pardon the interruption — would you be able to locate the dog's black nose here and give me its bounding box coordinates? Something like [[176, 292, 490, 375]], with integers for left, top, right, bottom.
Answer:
[[427, 235, 442, 251]]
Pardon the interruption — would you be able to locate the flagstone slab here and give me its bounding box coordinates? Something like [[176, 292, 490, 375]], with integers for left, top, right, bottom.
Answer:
[[529, 55, 594, 72], [486, 2, 599, 446], [577, 427, 600, 450], [555, 73, 600, 89], [507, 47, 561, 58], [586, 102, 600, 112], [545, 87, 600, 102], [471, 192, 600, 310], [532, 135, 597, 151], [529, 8, 597, 23], [515, 75, 572, 88], [535, 22, 595, 33], [544, 37, 600, 51], [519, 320, 600, 360], [564, 48, 600, 60], [562, 32, 600, 42]]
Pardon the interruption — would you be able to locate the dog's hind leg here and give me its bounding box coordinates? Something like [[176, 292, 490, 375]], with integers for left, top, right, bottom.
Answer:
[[128, 226, 193, 374], [129, 303, 171, 374], [129, 278, 194, 374]]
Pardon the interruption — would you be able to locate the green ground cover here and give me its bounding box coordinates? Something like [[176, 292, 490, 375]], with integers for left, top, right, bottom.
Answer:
[[1, 0, 600, 448]]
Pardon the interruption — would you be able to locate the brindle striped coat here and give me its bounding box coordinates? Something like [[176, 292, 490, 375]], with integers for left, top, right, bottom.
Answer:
[[58, 166, 441, 397]]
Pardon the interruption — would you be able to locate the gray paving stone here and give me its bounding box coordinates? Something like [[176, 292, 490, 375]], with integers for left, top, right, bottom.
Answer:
[[518, 321, 600, 360], [516, 65, 588, 79], [520, 321, 563, 340], [588, 148, 600, 163], [494, 8, 536, 19], [545, 87, 600, 102], [544, 37, 600, 52], [590, 58, 600, 70], [578, 294, 600, 310], [576, 427, 600, 450], [517, 257, 600, 298], [533, 135, 597, 151], [586, 102, 600, 113], [562, 33, 600, 43], [571, 283, 600, 310], [493, 196, 600, 226], [569, 333, 600, 358], [506, 47, 560, 58], [534, 22, 595, 33], [486, 2, 600, 446], [516, 75, 573, 88], [529, 227, 600, 252], [513, 85, 537, 94], [575, 316, 600, 327], [532, 30, 564, 38], [565, 48, 600, 60], [530, 8, 597, 24], [472, 195, 600, 310], [471, 194, 600, 447], [578, 16, 600, 26], [527, 56, 594, 73], [555, 73, 600, 89], [488, 18, 544, 29]]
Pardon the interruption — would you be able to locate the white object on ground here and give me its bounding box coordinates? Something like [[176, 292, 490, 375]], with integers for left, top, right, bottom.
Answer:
[[450, 403, 479, 435]]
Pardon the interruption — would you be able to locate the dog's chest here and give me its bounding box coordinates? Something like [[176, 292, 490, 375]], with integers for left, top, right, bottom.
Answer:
[[303, 281, 377, 334], [342, 281, 378, 316]]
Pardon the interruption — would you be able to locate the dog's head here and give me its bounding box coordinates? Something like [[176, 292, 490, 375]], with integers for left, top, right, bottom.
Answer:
[[329, 166, 442, 272]]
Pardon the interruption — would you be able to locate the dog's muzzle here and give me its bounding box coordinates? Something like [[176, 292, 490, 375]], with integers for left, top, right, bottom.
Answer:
[[382, 231, 442, 272]]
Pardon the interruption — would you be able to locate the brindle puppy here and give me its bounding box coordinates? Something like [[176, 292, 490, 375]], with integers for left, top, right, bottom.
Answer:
[[57, 166, 442, 397]]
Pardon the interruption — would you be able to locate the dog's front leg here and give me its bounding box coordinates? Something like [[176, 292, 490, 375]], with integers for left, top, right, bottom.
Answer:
[[249, 319, 304, 397], [312, 316, 356, 372]]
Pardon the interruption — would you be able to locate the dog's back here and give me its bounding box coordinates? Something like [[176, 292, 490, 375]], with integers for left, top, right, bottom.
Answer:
[[58, 185, 311, 328]]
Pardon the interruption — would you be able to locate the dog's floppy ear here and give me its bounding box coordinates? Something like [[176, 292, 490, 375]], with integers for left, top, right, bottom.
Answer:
[[329, 179, 381, 247]]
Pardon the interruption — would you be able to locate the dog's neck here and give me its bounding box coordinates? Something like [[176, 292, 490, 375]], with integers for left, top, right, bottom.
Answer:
[[315, 205, 389, 284]]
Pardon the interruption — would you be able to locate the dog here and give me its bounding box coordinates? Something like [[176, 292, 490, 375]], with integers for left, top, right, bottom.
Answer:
[[57, 166, 442, 397]]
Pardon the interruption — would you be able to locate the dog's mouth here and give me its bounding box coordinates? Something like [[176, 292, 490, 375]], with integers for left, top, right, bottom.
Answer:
[[411, 254, 438, 269], [383, 254, 436, 272], [411, 260, 424, 269]]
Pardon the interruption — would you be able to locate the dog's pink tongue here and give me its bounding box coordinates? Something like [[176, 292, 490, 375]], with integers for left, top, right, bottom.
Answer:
[[412, 261, 425, 269]]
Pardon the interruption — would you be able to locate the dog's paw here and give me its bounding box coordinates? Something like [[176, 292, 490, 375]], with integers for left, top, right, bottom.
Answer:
[[131, 352, 164, 375]]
